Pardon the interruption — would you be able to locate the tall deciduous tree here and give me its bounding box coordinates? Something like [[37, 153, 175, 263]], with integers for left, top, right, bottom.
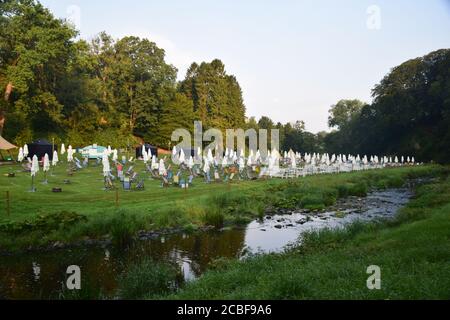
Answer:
[[0, 0, 77, 137]]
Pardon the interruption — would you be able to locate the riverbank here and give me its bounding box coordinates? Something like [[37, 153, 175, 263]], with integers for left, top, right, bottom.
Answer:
[[166, 169, 450, 300], [0, 165, 446, 252]]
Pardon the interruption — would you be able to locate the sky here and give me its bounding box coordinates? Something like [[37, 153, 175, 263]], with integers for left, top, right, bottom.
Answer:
[[40, 0, 450, 133]]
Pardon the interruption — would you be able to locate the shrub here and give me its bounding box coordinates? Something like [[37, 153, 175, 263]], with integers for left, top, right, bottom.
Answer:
[[118, 258, 178, 299], [202, 207, 225, 228]]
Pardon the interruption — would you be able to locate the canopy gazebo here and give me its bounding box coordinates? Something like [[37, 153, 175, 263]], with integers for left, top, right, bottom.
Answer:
[[0, 135, 17, 161]]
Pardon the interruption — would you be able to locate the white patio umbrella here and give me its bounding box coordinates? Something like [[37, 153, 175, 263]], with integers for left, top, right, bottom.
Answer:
[[159, 159, 167, 175], [42, 153, 50, 183], [203, 160, 210, 173], [31, 155, 39, 176], [18, 147, 24, 162], [60, 143, 66, 155], [239, 157, 245, 169], [291, 153, 297, 169], [112, 149, 118, 162], [102, 154, 110, 177], [30, 155, 39, 192], [207, 149, 214, 163], [188, 156, 194, 169], [151, 155, 157, 170], [142, 149, 149, 163], [67, 145, 74, 162], [52, 151, 59, 166], [148, 147, 152, 159], [179, 149, 186, 164], [43, 154, 50, 172], [23, 144, 29, 157]]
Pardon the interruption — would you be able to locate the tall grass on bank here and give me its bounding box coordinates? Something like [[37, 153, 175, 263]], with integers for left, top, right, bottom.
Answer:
[[117, 258, 178, 299]]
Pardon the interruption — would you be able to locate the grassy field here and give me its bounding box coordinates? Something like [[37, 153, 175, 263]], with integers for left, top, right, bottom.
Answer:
[[0, 160, 446, 252]]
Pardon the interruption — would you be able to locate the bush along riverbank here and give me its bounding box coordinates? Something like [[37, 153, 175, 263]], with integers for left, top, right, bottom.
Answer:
[[0, 165, 447, 253], [158, 168, 450, 300]]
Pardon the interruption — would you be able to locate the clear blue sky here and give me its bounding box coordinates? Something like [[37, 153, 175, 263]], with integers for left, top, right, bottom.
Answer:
[[40, 0, 450, 133]]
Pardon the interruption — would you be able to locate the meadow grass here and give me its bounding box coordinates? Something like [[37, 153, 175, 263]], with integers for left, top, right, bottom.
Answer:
[[167, 172, 450, 300], [0, 160, 446, 251]]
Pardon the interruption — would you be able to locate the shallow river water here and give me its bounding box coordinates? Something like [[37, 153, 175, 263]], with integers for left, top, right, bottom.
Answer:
[[0, 188, 412, 299]]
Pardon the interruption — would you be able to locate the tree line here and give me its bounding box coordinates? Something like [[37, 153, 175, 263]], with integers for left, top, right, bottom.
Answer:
[[0, 0, 246, 149], [1, 1, 448, 162]]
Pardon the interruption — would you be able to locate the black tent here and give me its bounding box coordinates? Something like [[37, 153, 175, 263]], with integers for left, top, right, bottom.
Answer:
[[28, 139, 56, 160], [136, 144, 158, 159]]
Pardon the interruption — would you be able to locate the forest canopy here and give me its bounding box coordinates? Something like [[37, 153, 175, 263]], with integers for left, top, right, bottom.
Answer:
[[0, 0, 449, 162]]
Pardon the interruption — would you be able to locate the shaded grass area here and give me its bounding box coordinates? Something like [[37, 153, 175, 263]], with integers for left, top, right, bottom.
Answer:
[[0, 162, 446, 251], [166, 173, 450, 300]]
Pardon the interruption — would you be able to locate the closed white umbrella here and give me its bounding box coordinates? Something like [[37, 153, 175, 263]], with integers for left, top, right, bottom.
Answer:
[[151, 155, 157, 170], [179, 149, 186, 164], [23, 144, 29, 157], [207, 149, 214, 163], [291, 153, 297, 169], [31, 155, 39, 176], [142, 149, 149, 163], [52, 151, 59, 166], [43, 154, 50, 172], [112, 149, 118, 162], [60, 143, 66, 155], [159, 159, 167, 175], [188, 156, 194, 169], [43, 153, 50, 183], [102, 153, 110, 177], [203, 159, 210, 173], [18, 147, 24, 162], [67, 145, 74, 162], [30, 155, 39, 192]]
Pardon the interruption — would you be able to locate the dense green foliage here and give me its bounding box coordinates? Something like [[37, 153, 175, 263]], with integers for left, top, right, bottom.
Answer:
[[325, 50, 450, 163], [168, 172, 450, 299], [1, 1, 448, 160], [0, 0, 246, 148]]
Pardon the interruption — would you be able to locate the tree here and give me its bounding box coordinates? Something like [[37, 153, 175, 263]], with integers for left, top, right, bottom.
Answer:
[[179, 59, 246, 130], [0, 0, 77, 137], [328, 99, 365, 129], [153, 93, 195, 148], [258, 116, 274, 130]]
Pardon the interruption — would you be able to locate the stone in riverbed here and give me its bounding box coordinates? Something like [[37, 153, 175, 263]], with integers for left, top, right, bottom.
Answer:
[[274, 224, 283, 229]]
